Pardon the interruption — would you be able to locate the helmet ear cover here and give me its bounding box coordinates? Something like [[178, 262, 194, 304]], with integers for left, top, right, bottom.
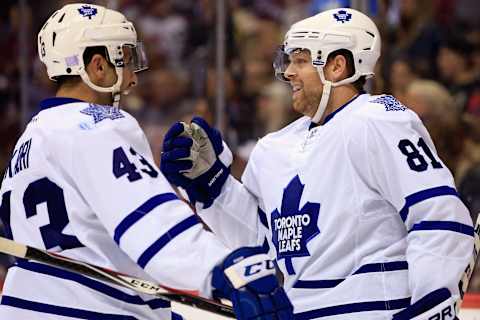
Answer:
[[53, 46, 111, 85]]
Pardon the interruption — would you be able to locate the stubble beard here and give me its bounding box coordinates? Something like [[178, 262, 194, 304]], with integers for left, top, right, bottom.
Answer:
[[292, 87, 322, 118]]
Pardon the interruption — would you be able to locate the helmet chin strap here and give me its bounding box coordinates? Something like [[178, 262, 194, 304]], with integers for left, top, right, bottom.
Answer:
[[311, 67, 332, 124], [311, 67, 362, 124], [79, 66, 124, 107]]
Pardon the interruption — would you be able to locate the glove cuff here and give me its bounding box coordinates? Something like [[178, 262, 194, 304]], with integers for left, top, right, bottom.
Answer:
[[188, 161, 230, 208]]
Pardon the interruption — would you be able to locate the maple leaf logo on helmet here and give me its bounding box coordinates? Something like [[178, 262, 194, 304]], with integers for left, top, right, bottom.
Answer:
[[333, 9, 352, 23], [78, 5, 98, 19]]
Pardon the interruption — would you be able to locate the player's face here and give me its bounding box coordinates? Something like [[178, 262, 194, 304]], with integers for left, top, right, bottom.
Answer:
[[284, 50, 323, 117], [119, 47, 139, 92], [103, 48, 138, 93]]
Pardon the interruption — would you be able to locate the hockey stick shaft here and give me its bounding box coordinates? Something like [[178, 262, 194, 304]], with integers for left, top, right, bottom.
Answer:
[[456, 213, 480, 314], [0, 237, 235, 318]]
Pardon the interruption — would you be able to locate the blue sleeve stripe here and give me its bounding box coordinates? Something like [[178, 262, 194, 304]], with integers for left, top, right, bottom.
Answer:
[[114, 193, 179, 244], [294, 297, 411, 319], [353, 261, 408, 275], [293, 261, 408, 289], [258, 207, 269, 228], [392, 288, 450, 320], [14, 259, 170, 309], [1, 295, 138, 319], [399, 186, 459, 222], [294, 279, 344, 289], [409, 221, 475, 236], [137, 215, 200, 268]]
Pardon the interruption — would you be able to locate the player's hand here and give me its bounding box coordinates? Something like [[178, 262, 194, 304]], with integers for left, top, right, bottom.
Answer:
[[212, 247, 294, 320], [391, 288, 457, 320], [160, 117, 232, 208]]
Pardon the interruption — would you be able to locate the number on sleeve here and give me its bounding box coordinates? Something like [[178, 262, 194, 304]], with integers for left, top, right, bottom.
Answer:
[[417, 138, 443, 169], [113, 147, 142, 182], [398, 138, 443, 172], [113, 146, 159, 182], [129, 147, 158, 178]]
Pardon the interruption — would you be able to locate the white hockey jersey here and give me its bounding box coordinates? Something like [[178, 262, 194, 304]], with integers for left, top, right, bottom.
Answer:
[[0, 97, 230, 319], [198, 94, 474, 319]]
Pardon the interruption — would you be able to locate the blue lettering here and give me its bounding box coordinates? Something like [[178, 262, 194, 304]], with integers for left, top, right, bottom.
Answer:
[[441, 306, 452, 318], [14, 138, 32, 176], [2, 138, 33, 182], [244, 262, 263, 277]]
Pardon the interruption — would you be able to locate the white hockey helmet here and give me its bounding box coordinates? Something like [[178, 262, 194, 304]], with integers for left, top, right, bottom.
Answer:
[[274, 8, 381, 122], [38, 3, 148, 105]]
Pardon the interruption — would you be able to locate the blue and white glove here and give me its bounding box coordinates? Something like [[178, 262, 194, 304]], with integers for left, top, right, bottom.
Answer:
[[212, 246, 294, 320], [392, 288, 458, 320], [161, 117, 232, 208]]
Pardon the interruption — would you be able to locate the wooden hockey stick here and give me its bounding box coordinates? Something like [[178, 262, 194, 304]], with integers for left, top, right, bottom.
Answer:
[[0, 237, 235, 318], [456, 213, 480, 314]]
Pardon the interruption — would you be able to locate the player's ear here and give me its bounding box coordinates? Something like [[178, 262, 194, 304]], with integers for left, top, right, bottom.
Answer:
[[86, 54, 108, 83], [328, 54, 348, 82]]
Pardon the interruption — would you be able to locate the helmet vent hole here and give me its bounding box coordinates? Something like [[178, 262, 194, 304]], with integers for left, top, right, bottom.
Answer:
[[363, 48, 371, 50], [359, 59, 363, 64], [66, 68, 72, 73], [52, 32, 57, 47], [58, 13, 66, 23], [365, 31, 374, 38]]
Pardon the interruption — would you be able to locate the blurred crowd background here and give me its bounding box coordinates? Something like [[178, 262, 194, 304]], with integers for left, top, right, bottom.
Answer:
[[0, 0, 480, 294]]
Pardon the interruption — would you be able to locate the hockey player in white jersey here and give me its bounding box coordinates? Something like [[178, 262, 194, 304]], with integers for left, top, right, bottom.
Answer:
[[0, 3, 294, 319], [160, 8, 476, 320]]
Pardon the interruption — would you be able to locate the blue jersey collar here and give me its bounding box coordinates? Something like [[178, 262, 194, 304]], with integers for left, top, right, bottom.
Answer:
[[309, 93, 364, 130], [39, 97, 85, 111]]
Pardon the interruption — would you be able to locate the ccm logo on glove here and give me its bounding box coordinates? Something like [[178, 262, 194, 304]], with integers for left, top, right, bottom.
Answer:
[[244, 259, 275, 277]]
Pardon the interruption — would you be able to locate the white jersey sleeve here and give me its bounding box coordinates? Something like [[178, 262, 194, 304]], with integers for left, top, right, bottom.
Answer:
[[52, 108, 229, 296], [196, 143, 269, 251], [347, 101, 474, 303]]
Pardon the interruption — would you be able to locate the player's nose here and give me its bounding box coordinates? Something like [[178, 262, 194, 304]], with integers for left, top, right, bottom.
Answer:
[[129, 71, 138, 88], [284, 63, 297, 80]]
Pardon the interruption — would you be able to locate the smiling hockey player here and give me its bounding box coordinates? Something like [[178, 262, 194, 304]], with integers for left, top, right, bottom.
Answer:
[[161, 8, 475, 320]]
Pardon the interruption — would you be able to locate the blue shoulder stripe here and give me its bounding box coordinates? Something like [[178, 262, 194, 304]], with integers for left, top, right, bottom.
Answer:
[[138, 215, 200, 268], [1, 295, 137, 319], [294, 297, 411, 319], [14, 260, 170, 309], [409, 221, 474, 236], [399, 186, 459, 222], [114, 193, 179, 244]]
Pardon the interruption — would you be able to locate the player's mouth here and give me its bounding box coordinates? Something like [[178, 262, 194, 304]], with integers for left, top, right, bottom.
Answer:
[[291, 83, 303, 98]]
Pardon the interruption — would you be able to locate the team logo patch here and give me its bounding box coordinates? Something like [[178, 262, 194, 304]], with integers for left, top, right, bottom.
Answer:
[[371, 95, 407, 111], [80, 104, 125, 123], [271, 175, 320, 275], [78, 5, 98, 19], [333, 9, 352, 23]]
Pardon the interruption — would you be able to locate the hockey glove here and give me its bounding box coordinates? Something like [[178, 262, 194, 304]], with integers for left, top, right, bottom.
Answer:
[[212, 246, 293, 320], [391, 288, 457, 320], [161, 117, 232, 208]]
